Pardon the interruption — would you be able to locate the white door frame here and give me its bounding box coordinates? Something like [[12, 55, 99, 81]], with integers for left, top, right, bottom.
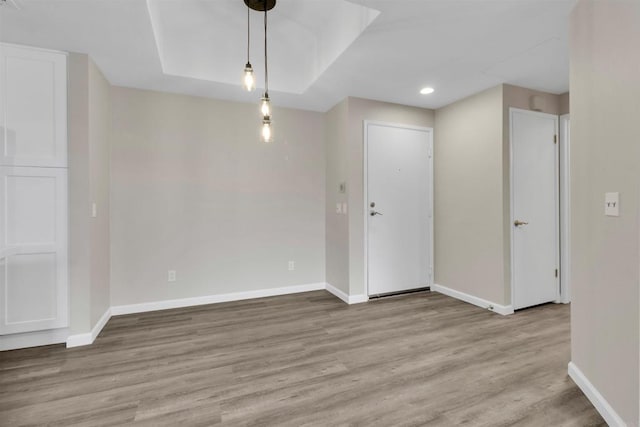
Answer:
[[559, 114, 571, 303], [509, 108, 560, 308], [363, 120, 434, 297]]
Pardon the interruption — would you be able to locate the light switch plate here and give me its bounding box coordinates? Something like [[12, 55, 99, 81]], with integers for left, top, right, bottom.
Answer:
[[605, 192, 619, 216], [342, 203, 348, 214], [91, 203, 97, 218], [336, 203, 342, 214]]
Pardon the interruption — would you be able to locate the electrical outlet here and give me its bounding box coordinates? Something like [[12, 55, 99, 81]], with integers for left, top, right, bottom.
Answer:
[[168, 270, 176, 282], [288, 261, 295, 271]]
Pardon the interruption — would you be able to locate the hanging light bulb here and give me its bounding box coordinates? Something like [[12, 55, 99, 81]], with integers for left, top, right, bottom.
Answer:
[[260, 1, 274, 141], [261, 117, 273, 143], [260, 93, 271, 117], [243, 0, 277, 142], [243, 63, 255, 92], [242, 6, 255, 92]]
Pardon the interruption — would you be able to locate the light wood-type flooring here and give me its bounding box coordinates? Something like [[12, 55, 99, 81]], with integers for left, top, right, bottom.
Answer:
[[0, 291, 604, 426]]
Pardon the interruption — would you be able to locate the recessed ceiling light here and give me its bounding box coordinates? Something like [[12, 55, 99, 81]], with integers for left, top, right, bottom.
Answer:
[[420, 87, 434, 95]]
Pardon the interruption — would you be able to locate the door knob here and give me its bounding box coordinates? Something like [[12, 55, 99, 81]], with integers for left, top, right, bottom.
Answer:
[[370, 210, 383, 216], [514, 220, 529, 227]]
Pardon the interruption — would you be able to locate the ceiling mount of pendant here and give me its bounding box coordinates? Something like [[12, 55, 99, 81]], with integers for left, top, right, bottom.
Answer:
[[244, 0, 276, 12]]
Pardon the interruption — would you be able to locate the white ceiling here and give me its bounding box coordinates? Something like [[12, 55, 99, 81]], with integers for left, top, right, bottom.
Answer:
[[0, 0, 576, 112]]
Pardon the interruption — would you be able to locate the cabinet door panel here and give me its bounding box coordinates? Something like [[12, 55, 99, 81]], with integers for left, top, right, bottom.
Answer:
[[0, 167, 68, 334], [0, 44, 67, 167], [6, 253, 57, 324]]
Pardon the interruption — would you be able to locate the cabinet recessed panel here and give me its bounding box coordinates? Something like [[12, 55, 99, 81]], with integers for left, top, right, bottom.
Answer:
[[5, 57, 56, 160], [0, 44, 67, 167], [6, 175, 56, 245], [5, 253, 57, 324]]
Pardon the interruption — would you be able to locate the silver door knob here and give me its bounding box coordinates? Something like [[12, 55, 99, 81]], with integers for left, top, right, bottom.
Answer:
[[371, 211, 383, 216], [514, 220, 529, 227]]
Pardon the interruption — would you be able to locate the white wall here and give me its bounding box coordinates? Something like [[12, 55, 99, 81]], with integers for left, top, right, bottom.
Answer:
[[109, 87, 326, 306], [570, 1, 640, 425]]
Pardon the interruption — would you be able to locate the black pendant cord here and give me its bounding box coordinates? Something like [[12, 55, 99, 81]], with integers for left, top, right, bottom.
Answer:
[[264, 1, 268, 96], [246, 6, 250, 64]]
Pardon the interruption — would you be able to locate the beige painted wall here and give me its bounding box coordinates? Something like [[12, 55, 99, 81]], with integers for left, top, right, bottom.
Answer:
[[67, 53, 111, 333], [68, 53, 92, 334], [88, 59, 111, 326], [503, 84, 562, 116], [570, 1, 640, 424], [434, 85, 506, 304], [434, 84, 565, 307], [325, 99, 350, 294], [110, 88, 326, 306], [559, 92, 570, 115]]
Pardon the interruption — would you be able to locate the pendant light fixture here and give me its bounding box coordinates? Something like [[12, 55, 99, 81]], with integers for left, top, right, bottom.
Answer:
[[243, 6, 255, 92], [244, 0, 276, 143]]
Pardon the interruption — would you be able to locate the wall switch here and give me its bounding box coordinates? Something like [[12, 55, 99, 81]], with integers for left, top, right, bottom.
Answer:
[[336, 203, 342, 214], [288, 261, 295, 271], [168, 270, 176, 282], [91, 202, 97, 218], [342, 203, 348, 214], [605, 192, 619, 216]]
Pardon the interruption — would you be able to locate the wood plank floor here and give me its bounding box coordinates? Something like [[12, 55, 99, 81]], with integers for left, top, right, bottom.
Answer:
[[0, 291, 604, 426]]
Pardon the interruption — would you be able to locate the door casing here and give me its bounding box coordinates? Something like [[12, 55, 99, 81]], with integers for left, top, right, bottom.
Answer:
[[559, 114, 571, 304]]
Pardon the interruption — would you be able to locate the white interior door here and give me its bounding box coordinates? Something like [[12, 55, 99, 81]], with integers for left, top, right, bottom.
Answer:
[[366, 122, 433, 296], [0, 167, 69, 334], [510, 108, 559, 310]]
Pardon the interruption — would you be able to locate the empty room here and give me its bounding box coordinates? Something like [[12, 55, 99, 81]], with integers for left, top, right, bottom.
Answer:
[[0, 0, 638, 426]]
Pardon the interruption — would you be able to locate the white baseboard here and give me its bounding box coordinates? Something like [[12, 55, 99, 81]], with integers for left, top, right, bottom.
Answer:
[[65, 332, 91, 348], [5, 282, 372, 351], [325, 283, 369, 305], [66, 307, 112, 348], [348, 294, 369, 304], [568, 362, 626, 427], [432, 284, 514, 315], [0, 328, 69, 351], [111, 282, 326, 316]]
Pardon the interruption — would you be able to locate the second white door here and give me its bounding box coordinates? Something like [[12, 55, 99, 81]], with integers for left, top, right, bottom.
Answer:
[[510, 108, 559, 310], [366, 122, 433, 296]]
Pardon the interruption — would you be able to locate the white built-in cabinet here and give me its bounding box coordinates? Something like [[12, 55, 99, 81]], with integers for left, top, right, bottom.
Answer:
[[0, 44, 68, 335]]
